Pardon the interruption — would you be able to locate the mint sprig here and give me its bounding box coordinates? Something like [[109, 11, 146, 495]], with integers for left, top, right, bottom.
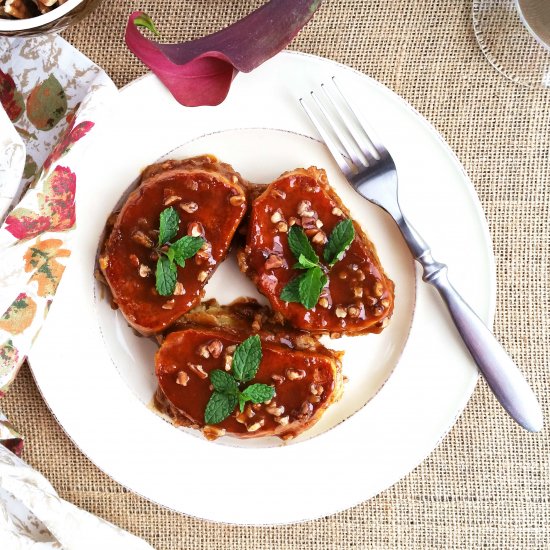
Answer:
[[232, 334, 263, 383], [288, 225, 318, 265], [324, 220, 355, 266], [171, 235, 204, 268], [280, 221, 354, 309], [279, 272, 303, 303], [240, 384, 275, 406], [158, 207, 179, 246], [299, 266, 326, 309], [205, 391, 238, 425], [154, 207, 204, 296], [204, 336, 276, 425], [155, 256, 177, 296], [294, 254, 319, 270], [280, 266, 327, 309], [210, 369, 238, 394]]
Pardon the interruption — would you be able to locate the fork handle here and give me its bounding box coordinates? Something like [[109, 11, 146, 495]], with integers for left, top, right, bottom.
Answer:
[[397, 216, 543, 432]]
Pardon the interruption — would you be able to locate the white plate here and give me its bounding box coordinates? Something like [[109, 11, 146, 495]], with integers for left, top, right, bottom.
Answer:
[[27, 51, 495, 525]]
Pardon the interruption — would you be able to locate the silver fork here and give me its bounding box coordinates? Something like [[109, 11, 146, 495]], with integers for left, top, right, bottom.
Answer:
[[300, 78, 542, 432]]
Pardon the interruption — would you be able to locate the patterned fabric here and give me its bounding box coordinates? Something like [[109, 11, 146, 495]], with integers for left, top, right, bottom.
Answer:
[[0, 33, 156, 549], [0, 35, 115, 452]]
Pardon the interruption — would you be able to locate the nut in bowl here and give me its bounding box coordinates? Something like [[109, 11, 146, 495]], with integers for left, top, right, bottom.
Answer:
[[0, 0, 102, 35]]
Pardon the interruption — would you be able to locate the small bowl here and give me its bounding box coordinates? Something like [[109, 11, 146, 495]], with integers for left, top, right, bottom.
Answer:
[[0, 0, 102, 36]]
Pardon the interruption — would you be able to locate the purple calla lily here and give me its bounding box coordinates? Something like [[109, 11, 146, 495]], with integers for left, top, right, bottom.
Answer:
[[125, 0, 323, 107]]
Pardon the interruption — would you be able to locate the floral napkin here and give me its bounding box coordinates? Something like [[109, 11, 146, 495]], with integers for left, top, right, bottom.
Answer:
[[0, 34, 115, 449], [0, 34, 155, 548]]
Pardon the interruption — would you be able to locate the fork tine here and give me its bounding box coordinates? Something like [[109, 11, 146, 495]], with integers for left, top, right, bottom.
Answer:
[[310, 90, 366, 170], [331, 77, 388, 160], [299, 96, 353, 178], [320, 83, 378, 168]]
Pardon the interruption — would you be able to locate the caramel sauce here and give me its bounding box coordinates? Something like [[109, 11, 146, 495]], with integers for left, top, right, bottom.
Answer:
[[155, 328, 342, 440], [242, 167, 395, 334]]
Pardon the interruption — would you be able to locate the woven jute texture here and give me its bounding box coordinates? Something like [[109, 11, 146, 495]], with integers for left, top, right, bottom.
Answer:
[[3, 0, 550, 548]]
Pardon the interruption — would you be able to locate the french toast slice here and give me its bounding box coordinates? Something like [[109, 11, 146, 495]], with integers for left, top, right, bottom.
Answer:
[[238, 167, 395, 336], [155, 320, 343, 441], [99, 156, 247, 335]]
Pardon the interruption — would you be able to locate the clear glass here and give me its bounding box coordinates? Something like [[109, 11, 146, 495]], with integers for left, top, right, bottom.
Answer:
[[473, 0, 550, 88]]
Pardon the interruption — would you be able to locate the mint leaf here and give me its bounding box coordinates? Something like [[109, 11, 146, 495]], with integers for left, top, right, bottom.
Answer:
[[288, 226, 319, 265], [323, 219, 355, 266], [166, 246, 175, 264], [241, 383, 275, 404], [294, 254, 319, 270], [238, 383, 276, 412], [204, 391, 237, 425], [232, 335, 262, 383], [155, 256, 177, 296], [281, 268, 326, 309], [170, 235, 204, 267], [299, 266, 325, 309], [280, 273, 305, 304], [210, 369, 238, 395], [158, 207, 179, 246]]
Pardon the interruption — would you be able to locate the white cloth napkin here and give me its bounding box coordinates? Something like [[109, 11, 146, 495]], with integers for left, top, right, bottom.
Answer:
[[0, 444, 154, 549]]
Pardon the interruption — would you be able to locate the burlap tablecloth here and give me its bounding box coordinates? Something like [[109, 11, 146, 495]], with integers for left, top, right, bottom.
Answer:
[[3, 0, 549, 548]]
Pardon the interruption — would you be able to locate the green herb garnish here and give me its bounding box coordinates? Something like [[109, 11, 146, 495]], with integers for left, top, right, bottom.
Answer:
[[288, 225, 319, 266], [231, 334, 263, 383], [280, 266, 327, 309], [204, 335, 275, 425], [154, 207, 204, 296], [158, 207, 179, 246], [155, 256, 177, 296], [204, 391, 238, 425], [280, 220, 354, 309], [323, 219, 355, 266]]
